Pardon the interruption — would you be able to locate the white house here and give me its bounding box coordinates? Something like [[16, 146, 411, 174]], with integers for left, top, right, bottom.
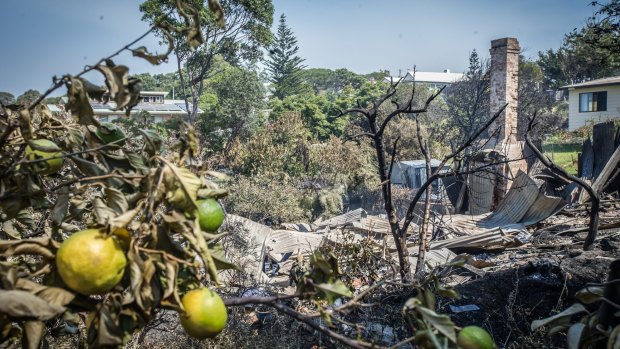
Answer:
[[563, 76, 620, 131], [92, 91, 199, 123], [385, 69, 464, 89]]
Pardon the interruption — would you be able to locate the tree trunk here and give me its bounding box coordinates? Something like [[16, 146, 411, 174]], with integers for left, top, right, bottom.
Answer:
[[415, 144, 433, 276]]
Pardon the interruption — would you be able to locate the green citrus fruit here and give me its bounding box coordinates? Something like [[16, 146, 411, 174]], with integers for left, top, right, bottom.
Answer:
[[95, 122, 125, 145], [457, 326, 495, 349], [25, 139, 64, 175], [56, 229, 127, 295], [180, 288, 228, 339], [196, 199, 225, 232]]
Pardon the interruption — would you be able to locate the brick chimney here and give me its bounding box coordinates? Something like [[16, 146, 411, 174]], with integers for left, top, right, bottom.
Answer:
[[469, 38, 526, 214], [489, 38, 520, 140], [489, 37, 527, 193]]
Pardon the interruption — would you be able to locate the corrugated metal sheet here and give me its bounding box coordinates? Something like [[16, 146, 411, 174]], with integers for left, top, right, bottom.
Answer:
[[521, 193, 566, 226], [478, 171, 538, 228], [431, 227, 521, 250], [264, 230, 324, 257], [468, 167, 497, 214], [315, 208, 366, 229]]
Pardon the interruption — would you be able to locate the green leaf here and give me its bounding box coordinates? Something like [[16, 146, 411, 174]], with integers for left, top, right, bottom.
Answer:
[[567, 323, 585, 349], [531, 303, 588, 332], [314, 280, 353, 305], [609, 325, 620, 349], [416, 305, 457, 344], [575, 286, 605, 304], [208, 242, 238, 271]]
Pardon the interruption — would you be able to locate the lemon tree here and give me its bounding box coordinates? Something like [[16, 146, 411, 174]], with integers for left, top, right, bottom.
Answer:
[[0, 1, 238, 347]]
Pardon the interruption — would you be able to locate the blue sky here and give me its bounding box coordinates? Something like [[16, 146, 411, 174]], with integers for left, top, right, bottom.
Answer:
[[0, 0, 594, 96]]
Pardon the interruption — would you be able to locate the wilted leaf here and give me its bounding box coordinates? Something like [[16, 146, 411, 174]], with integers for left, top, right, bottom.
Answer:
[[67, 128, 85, 149], [175, 0, 206, 49], [96, 64, 129, 108], [197, 188, 228, 200], [1, 221, 21, 239], [0, 290, 65, 320], [208, 0, 225, 28], [531, 303, 588, 332], [109, 205, 142, 233], [52, 187, 70, 225], [86, 303, 124, 348], [66, 77, 96, 125], [71, 156, 105, 177], [82, 79, 107, 101], [0, 238, 55, 259], [162, 161, 201, 212], [140, 129, 163, 156], [19, 109, 33, 141], [93, 198, 118, 226], [131, 30, 174, 65], [22, 320, 45, 349], [575, 286, 604, 304], [16, 279, 75, 307], [105, 188, 128, 215]]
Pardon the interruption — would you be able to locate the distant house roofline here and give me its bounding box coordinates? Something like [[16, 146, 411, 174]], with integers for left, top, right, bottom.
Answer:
[[561, 76, 620, 89], [140, 91, 169, 96], [384, 70, 464, 84]]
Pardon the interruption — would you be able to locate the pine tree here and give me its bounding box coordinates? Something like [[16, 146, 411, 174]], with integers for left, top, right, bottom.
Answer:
[[266, 14, 306, 99]]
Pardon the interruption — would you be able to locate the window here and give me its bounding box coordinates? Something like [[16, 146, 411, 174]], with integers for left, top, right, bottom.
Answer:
[[579, 91, 607, 112]]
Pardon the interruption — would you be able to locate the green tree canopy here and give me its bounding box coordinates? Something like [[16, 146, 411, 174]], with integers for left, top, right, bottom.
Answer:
[[140, 0, 274, 122], [265, 14, 307, 99]]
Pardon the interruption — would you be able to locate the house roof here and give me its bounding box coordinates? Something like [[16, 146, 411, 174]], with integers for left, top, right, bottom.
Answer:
[[562, 76, 620, 89], [140, 91, 168, 96], [398, 159, 444, 168], [91, 99, 202, 115], [405, 71, 464, 84], [384, 70, 464, 85]]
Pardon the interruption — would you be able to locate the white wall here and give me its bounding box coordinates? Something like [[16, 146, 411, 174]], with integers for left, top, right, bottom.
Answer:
[[568, 85, 620, 130]]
